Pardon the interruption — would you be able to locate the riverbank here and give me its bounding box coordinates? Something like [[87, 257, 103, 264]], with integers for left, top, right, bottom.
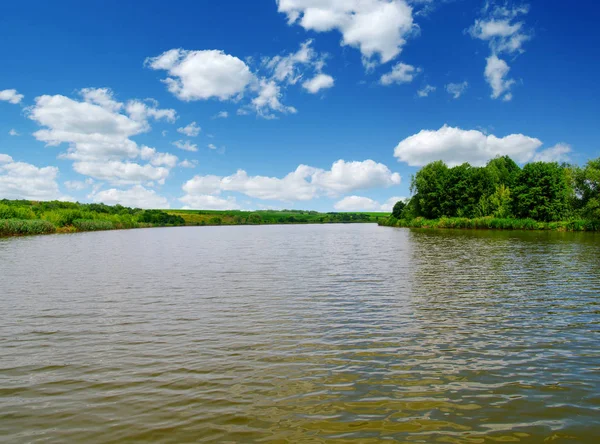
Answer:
[[379, 216, 600, 231], [0, 200, 389, 238]]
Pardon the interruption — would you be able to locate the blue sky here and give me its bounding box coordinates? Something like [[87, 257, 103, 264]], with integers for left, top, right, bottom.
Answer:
[[1, 0, 599, 211]]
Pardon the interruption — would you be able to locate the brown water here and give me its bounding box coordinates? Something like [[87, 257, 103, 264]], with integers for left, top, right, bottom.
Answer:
[[1, 224, 599, 443]]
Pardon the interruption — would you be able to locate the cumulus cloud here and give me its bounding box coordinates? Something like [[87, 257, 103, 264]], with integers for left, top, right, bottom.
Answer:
[[27, 88, 180, 185], [532, 143, 572, 163], [92, 185, 170, 209], [65, 178, 94, 191], [179, 159, 198, 168], [145, 49, 254, 101], [74, 161, 170, 186], [180, 194, 240, 210], [417, 84, 436, 97], [277, 0, 415, 66], [172, 140, 199, 152], [303, 73, 335, 93], [469, 3, 530, 100], [180, 159, 401, 203], [394, 125, 544, 166], [147, 40, 331, 118], [0, 155, 65, 200], [380, 63, 420, 85], [177, 121, 201, 137], [485, 55, 515, 101], [8, 129, 20, 136], [0, 89, 24, 104], [445, 81, 468, 99], [334, 195, 405, 211]]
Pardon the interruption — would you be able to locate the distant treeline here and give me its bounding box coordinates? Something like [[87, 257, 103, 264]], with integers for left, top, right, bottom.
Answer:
[[0, 200, 388, 237], [0, 200, 185, 237], [381, 155, 600, 231], [169, 209, 384, 226]]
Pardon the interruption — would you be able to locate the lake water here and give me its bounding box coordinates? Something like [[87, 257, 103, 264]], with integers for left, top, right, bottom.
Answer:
[[1, 224, 599, 443]]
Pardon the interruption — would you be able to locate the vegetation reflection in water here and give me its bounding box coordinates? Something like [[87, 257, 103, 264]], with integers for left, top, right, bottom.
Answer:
[[0, 225, 598, 443]]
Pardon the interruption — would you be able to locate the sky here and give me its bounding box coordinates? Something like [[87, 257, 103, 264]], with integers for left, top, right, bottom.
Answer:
[[1, 0, 599, 211]]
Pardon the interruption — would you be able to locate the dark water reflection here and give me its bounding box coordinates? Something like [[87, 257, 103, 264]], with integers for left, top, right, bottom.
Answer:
[[1, 225, 599, 443]]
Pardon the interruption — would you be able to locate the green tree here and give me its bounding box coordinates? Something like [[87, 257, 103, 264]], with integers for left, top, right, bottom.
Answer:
[[513, 162, 571, 221], [411, 160, 449, 219], [392, 200, 406, 218]]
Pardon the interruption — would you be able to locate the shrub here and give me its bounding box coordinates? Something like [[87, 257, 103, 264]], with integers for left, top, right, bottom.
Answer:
[[72, 219, 114, 231]]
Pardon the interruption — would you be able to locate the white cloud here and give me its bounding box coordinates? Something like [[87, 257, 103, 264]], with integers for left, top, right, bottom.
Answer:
[[334, 195, 405, 211], [445, 81, 469, 99], [28, 89, 179, 186], [532, 143, 572, 163], [8, 129, 20, 136], [80, 87, 123, 112], [213, 111, 229, 119], [64, 179, 93, 191], [172, 140, 198, 152], [380, 63, 420, 85], [74, 161, 170, 186], [0, 89, 24, 104], [145, 49, 254, 101], [334, 196, 380, 211], [179, 159, 198, 168], [92, 185, 170, 209], [417, 84, 436, 97], [394, 125, 544, 167], [0, 155, 64, 200], [303, 73, 335, 93], [177, 121, 201, 137], [265, 39, 326, 85], [485, 55, 515, 101], [469, 4, 530, 100], [180, 159, 401, 203], [208, 143, 217, 150], [469, 5, 531, 55], [251, 79, 297, 118], [29, 89, 176, 162], [277, 0, 415, 65], [180, 194, 240, 210]]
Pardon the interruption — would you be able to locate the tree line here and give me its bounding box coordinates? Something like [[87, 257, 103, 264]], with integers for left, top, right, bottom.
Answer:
[[389, 155, 600, 225]]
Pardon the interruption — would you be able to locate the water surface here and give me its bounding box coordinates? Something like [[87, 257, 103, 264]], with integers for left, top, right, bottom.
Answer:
[[1, 225, 599, 443]]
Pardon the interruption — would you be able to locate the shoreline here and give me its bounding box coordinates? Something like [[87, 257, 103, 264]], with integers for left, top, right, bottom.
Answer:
[[379, 216, 600, 232], [0, 219, 381, 239]]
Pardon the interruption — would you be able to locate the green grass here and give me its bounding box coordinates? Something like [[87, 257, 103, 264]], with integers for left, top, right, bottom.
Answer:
[[0, 219, 57, 236], [379, 216, 600, 232]]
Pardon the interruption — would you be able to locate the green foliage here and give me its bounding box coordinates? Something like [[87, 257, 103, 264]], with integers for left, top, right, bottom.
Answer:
[[392, 200, 406, 219], [137, 210, 185, 226], [513, 162, 571, 221], [0, 219, 56, 236], [406, 156, 600, 224], [72, 219, 114, 231]]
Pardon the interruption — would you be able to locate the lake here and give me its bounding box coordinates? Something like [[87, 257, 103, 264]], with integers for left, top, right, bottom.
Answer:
[[1, 224, 599, 443]]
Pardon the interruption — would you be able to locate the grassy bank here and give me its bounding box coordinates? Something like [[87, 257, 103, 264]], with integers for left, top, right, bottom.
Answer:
[[379, 216, 600, 232], [0, 199, 389, 238]]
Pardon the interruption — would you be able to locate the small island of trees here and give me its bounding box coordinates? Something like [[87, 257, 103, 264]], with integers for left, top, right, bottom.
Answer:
[[381, 155, 600, 231]]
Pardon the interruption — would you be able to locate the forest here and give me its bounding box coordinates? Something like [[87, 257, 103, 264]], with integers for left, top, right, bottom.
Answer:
[[0, 200, 387, 237], [382, 156, 600, 231]]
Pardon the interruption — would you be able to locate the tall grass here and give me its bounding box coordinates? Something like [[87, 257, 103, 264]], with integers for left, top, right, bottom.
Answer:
[[379, 216, 600, 232], [0, 219, 57, 236], [72, 219, 114, 231]]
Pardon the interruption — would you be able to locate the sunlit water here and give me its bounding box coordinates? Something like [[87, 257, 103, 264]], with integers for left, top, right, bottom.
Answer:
[[1, 224, 599, 443]]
